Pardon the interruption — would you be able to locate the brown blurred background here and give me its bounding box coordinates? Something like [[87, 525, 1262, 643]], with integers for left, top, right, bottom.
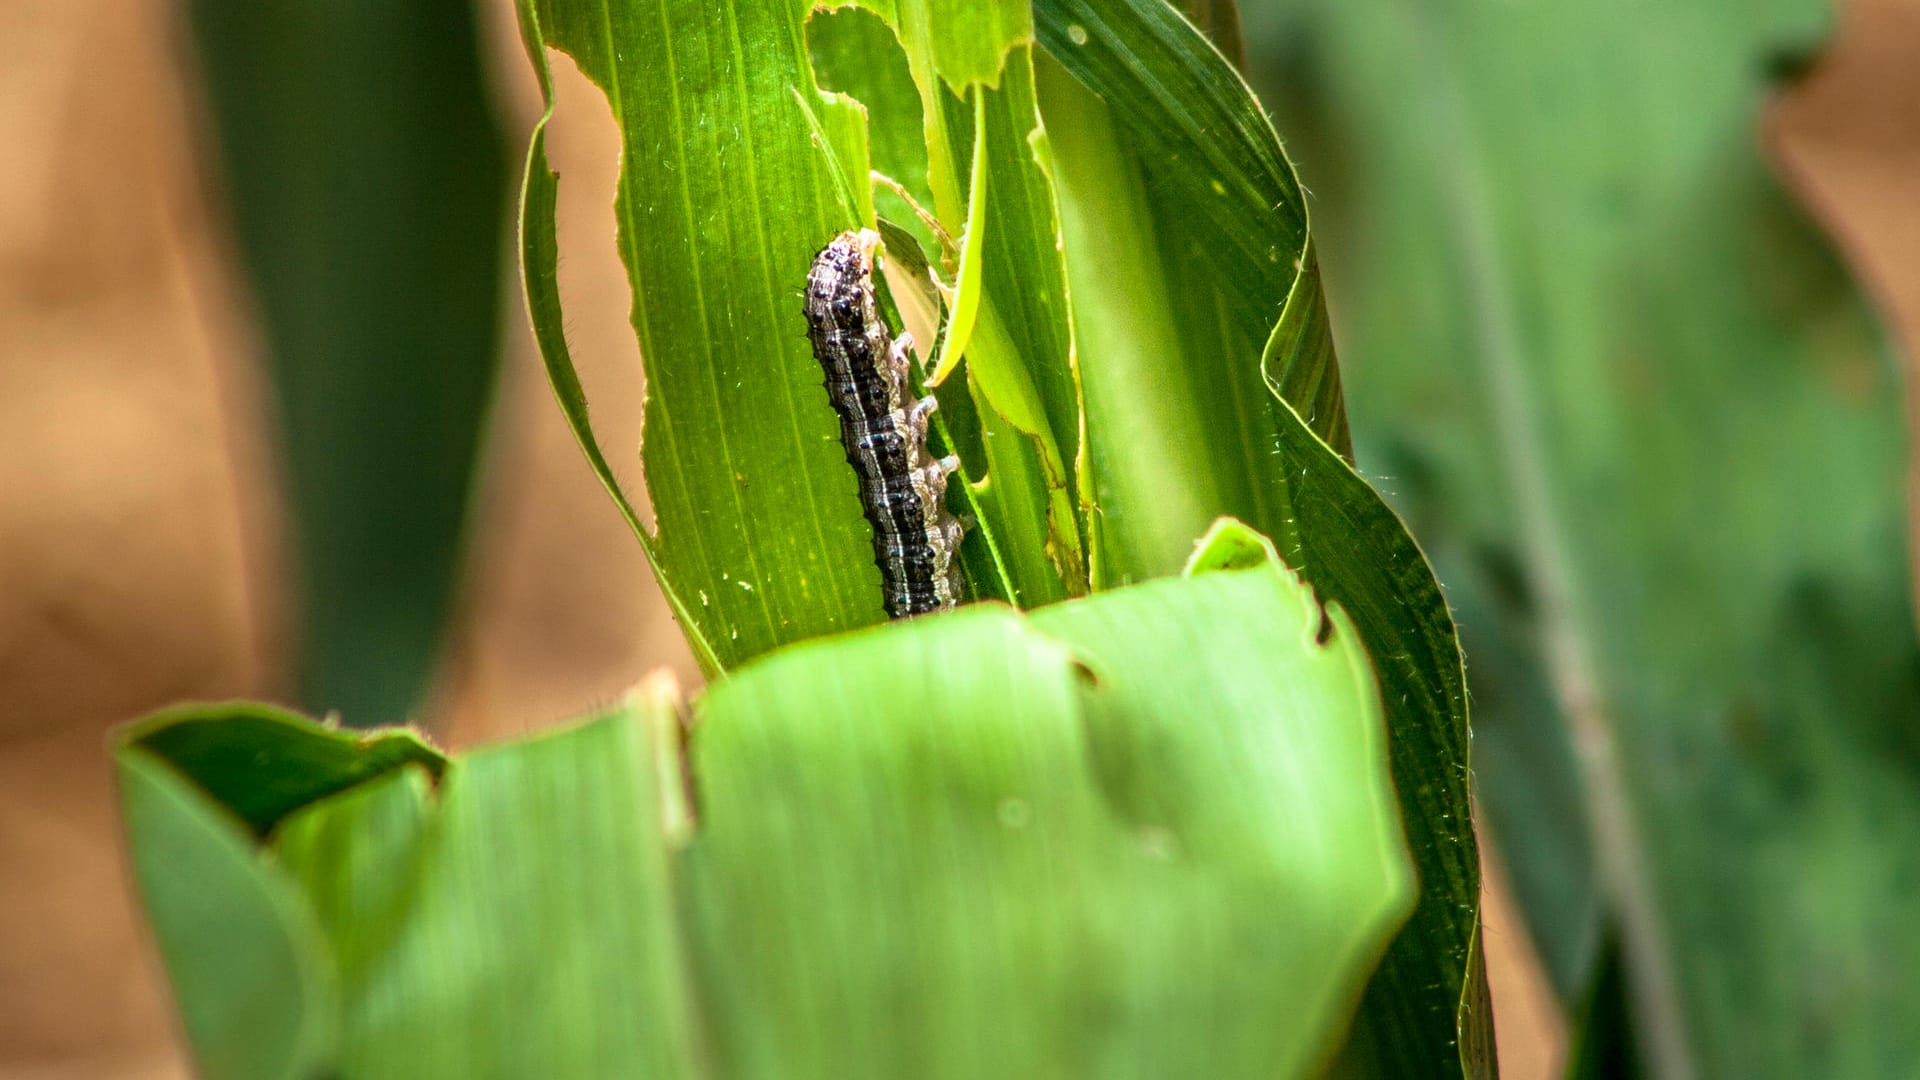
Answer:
[[0, 0, 1913, 1076]]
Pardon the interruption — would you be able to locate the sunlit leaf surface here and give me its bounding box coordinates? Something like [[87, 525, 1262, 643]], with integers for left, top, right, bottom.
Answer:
[[1250, 0, 1920, 1072], [515, 0, 1488, 1068], [122, 554, 1412, 1079], [1037, 2, 1488, 1071]]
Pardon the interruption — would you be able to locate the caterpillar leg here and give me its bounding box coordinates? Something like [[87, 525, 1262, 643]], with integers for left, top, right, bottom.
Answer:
[[908, 394, 939, 440], [913, 455, 960, 505], [887, 333, 915, 380]]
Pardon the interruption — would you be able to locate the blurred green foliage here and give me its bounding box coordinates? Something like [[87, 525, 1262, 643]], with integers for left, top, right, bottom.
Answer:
[[1247, 0, 1920, 1073], [187, 0, 508, 724]]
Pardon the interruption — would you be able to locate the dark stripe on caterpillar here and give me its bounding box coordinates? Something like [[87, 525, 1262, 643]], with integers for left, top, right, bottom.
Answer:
[[805, 229, 965, 618]]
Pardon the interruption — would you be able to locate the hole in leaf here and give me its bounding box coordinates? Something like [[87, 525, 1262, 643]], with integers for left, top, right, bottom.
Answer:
[[542, 47, 655, 532]]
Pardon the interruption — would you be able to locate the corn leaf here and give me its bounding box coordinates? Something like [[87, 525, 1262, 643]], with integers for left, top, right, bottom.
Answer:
[[1036, 2, 1488, 1072], [514, 0, 1487, 1066], [1250, 0, 1920, 1073], [121, 548, 1413, 1078], [185, 0, 509, 722], [519, 0, 899, 668], [118, 749, 337, 1080], [116, 704, 450, 1078]]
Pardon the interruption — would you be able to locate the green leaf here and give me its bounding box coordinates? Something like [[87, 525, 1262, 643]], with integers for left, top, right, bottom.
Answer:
[[1565, 933, 1646, 1080], [515, 0, 1486, 1064], [926, 94, 990, 388], [515, 1, 726, 677], [185, 0, 509, 723], [117, 749, 337, 1080], [1184, 516, 1284, 575], [123, 547, 1413, 1079], [948, 53, 1091, 601], [806, 10, 938, 252], [690, 562, 1411, 1078], [122, 701, 444, 837], [869, 1, 1092, 604], [519, 0, 898, 668], [518, 0, 1085, 657], [1036, 0, 1345, 587], [1035, 2, 1487, 1073], [271, 694, 701, 1076], [802, 8, 1036, 610], [1250, 0, 1920, 1073]]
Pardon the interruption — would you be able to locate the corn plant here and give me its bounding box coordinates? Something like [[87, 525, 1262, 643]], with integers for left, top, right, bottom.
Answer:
[[117, 1, 1490, 1076]]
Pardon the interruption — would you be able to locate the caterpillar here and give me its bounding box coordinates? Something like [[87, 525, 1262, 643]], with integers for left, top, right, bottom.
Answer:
[[804, 229, 965, 618]]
